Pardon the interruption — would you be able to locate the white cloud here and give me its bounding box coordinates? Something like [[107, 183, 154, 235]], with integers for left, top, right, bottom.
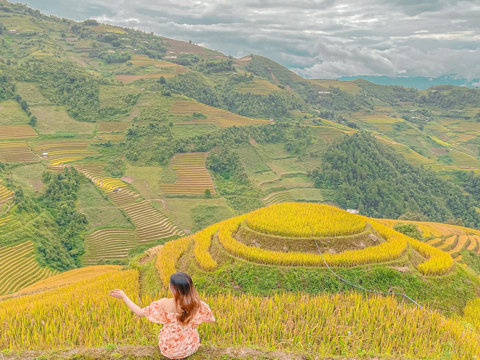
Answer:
[[25, 0, 480, 79]]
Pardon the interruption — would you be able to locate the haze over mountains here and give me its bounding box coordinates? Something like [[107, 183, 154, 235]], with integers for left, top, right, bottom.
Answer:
[[22, 0, 480, 88]]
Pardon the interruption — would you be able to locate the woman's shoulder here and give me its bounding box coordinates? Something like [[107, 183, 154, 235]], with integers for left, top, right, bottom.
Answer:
[[149, 298, 170, 309]]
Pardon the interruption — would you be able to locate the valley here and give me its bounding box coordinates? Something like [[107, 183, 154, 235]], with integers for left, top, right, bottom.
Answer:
[[1, 1, 480, 358]]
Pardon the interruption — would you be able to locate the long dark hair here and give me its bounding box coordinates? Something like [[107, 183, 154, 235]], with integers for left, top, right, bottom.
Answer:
[[170, 272, 201, 325]]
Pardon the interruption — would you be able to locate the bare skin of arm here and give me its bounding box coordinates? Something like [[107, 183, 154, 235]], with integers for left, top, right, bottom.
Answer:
[[109, 289, 145, 317]]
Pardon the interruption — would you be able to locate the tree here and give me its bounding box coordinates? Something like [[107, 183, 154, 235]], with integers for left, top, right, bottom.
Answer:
[[158, 76, 166, 84], [205, 189, 212, 198], [393, 223, 423, 240], [29, 116, 37, 127]]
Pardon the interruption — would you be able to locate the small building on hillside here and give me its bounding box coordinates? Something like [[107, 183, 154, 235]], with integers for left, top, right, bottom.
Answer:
[[8, 30, 18, 34], [347, 209, 359, 214]]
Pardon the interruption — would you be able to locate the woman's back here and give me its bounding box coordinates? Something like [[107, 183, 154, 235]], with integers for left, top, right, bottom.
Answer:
[[143, 298, 215, 359]]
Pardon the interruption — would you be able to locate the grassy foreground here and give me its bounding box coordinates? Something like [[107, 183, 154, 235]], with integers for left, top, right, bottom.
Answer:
[[0, 345, 390, 360]]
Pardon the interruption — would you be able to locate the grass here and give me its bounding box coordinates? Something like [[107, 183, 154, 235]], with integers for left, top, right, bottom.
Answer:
[[170, 98, 269, 127], [98, 122, 131, 133], [125, 164, 176, 199], [30, 106, 95, 135], [0, 100, 30, 125], [171, 124, 219, 139], [310, 79, 362, 94], [76, 182, 132, 230], [98, 85, 140, 108], [11, 163, 46, 194], [260, 175, 313, 192], [253, 143, 291, 162], [288, 188, 325, 202], [14, 82, 51, 106], [237, 145, 271, 174], [161, 198, 235, 233], [268, 158, 307, 175], [236, 79, 280, 95], [191, 204, 235, 233]]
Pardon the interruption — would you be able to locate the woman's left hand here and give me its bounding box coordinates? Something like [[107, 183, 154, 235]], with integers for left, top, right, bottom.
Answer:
[[109, 289, 126, 299]]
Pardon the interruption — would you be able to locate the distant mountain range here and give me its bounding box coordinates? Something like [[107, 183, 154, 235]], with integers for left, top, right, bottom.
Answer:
[[336, 75, 480, 90]]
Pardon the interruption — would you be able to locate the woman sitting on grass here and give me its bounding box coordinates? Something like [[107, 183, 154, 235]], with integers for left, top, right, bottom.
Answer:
[[109, 272, 215, 359]]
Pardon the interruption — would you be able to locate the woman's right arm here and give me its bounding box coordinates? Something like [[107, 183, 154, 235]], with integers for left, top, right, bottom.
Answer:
[[109, 289, 145, 317]]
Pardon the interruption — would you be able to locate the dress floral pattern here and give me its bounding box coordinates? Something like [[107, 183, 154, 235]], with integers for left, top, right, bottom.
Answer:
[[143, 300, 215, 359]]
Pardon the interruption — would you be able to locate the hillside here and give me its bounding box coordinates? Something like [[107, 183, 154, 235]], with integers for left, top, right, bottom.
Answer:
[[2, 203, 480, 360]]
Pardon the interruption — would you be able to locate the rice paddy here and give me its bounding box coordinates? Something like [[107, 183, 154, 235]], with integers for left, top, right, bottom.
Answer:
[[159, 152, 215, 196], [33, 141, 98, 166], [0, 141, 37, 162], [74, 164, 127, 192], [237, 79, 280, 95], [378, 219, 480, 258], [170, 99, 270, 127], [0, 125, 37, 139], [0, 183, 14, 206], [82, 228, 137, 265], [0, 241, 57, 296]]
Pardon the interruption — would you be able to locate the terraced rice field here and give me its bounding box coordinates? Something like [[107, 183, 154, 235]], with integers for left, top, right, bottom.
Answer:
[[122, 200, 184, 242], [0, 125, 37, 139], [83, 228, 137, 265], [170, 100, 269, 127], [0, 265, 120, 300], [237, 79, 280, 95], [0, 141, 37, 162], [98, 122, 131, 133], [379, 219, 480, 258], [75, 164, 127, 192], [72, 166, 184, 263], [159, 152, 215, 196], [0, 184, 14, 206], [263, 190, 294, 205], [0, 241, 57, 296], [0, 215, 12, 227], [33, 141, 98, 166]]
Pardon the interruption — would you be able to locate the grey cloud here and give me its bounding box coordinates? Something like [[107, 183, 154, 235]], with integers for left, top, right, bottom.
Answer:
[[24, 0, 480, 79]]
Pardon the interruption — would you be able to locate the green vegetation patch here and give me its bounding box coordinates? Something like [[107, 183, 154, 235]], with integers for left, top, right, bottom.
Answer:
[[288, 188, 325, 202], [171, 124, 219, 139], [162, 198, 234, 233], [0, 100, 30, 125], [11, 163, 46, 194], [14, 82, 51, 106], [191, 204, 235, 232], [30, 106, 95, 135], [125, 164, 176, 199], [237, 145, 271, 173], [76, 182, 131, 230]]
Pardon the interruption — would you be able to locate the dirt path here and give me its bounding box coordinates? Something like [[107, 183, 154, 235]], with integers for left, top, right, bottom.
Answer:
[[138, 245, 164, 265], [0, 345, 389, 360]]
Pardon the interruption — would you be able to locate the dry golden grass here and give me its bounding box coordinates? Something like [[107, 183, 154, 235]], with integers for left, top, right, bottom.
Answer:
[[170, 99, 269, 127]]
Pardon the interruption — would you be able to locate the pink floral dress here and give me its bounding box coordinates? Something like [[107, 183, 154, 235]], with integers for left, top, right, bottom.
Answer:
[[143, 300, 215, 359]]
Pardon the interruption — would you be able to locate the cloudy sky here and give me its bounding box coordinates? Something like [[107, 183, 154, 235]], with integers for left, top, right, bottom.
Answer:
[[25, 0, 480, 80]]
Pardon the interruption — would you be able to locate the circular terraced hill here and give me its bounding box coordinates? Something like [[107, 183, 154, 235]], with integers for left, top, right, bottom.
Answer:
[[155, 203, 471, 314]]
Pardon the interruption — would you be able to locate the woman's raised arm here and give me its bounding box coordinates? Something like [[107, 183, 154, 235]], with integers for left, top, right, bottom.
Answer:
[[109, 289, 145, 317]]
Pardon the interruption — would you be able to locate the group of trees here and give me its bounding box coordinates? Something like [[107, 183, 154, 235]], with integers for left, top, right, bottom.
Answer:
[[41, 169, 88, 268], [312, 132, 480, 227], [12, 59, 106, 122], [89, 50, 131, 64], [125, 122, 312, 165]]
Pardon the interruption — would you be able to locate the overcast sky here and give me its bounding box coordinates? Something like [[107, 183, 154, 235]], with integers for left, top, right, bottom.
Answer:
[[25, 0, 480, 80]]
